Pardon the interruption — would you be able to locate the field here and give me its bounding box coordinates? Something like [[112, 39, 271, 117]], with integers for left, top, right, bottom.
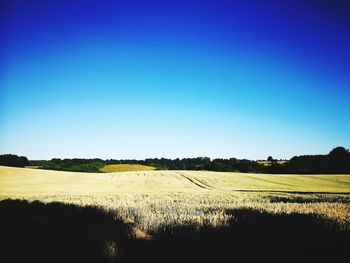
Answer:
[[257, 160, 287, 166], [1, 165, 350, 234], [25, 165, 42, 169], [100, 164, 156, 173]]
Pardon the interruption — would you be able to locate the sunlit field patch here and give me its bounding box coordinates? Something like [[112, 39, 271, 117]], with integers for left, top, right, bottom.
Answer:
[[100, 164, 156, 173]]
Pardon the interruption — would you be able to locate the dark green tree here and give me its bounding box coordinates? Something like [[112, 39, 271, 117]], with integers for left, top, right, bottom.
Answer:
[[0, 154, 29, 167], [328, 147, 350, 173]]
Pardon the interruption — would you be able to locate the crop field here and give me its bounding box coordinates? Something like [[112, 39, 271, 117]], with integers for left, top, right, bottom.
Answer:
[[257, 160, 287, 166], [1, 165, 350, 233], [100, 164, 156, 173]]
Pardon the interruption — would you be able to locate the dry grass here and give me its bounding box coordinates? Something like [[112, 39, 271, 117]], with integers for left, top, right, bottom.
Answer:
[[100, 164, 156, 173], [1, 165, 349, 232]]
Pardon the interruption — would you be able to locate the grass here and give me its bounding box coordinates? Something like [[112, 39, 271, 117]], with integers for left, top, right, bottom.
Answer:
[[100, 164, 156, 173], [1, 165, 350, 233]]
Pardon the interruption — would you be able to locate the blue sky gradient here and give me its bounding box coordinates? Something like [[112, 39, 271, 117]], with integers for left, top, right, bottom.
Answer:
[[1, 0, 349, 160]]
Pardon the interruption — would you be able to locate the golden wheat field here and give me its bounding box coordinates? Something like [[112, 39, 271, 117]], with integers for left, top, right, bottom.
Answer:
[[1, 165, 350, 232], [100, 164, 156, 172]]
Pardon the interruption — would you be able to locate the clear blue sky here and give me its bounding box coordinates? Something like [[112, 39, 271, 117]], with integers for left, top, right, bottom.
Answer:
[[1, 0, 349, 160]]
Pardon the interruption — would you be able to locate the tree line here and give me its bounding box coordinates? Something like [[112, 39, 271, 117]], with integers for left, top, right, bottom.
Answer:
[[1, 147, 349, 174], [0, 154, 29, 168]]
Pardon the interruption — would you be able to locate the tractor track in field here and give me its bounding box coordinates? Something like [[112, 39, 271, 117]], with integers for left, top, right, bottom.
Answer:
[[177, 172, 215, 190]]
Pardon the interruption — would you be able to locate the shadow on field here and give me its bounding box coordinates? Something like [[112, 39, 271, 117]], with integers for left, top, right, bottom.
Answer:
[[131, 210, 349, 263], [0, 200, 349, 263], [0, 200, 128, 263]]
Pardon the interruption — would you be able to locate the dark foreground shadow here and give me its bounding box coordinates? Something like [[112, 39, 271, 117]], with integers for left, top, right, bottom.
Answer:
[[129, 210, 349, 263], [0, 199, 128, 263], [0, 200, 349, 263]]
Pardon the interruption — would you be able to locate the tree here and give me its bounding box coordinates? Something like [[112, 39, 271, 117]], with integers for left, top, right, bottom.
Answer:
[[0, 154, 29, 167], [267, 156, 274, 162], [328, 147, 350, 173]]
